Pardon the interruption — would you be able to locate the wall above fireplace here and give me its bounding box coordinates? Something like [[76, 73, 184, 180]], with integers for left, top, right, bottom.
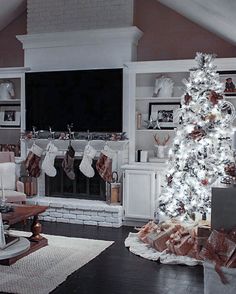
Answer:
[[17, 25, 142, 137]]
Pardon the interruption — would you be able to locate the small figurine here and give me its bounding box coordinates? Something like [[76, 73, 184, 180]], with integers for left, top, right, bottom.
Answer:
[[225, 78, 236, 93], [0, 82, 15, 100], [145, 117, 156, 129]]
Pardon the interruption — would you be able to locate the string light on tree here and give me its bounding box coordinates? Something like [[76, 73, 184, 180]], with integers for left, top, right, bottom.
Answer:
[[158, 53, 236, 219]]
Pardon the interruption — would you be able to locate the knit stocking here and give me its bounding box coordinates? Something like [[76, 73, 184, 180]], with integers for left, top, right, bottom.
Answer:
[[25, 143, 43, 178], [42, 142, 58, 177], [62, 145, 75, 180], [79, 144, 97, 178], [96, 153, 112, 182], [96, 145, 117, 182]]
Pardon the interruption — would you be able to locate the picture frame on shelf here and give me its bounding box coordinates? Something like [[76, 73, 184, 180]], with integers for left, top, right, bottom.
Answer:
[[0, 106, 20, 127], [218, 71, 236, 96], [148, 102, 181, 129]]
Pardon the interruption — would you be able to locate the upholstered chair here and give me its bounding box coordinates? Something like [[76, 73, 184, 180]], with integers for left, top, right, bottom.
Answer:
[[0, 152, 26, 203]]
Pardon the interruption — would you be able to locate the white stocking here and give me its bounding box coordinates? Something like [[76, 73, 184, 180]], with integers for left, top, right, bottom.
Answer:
[[79, 144, 97, 178], [42, 142, 58, 177]]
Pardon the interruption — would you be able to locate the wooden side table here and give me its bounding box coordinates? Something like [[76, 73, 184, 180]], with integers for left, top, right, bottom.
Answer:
[[1, 204, 48, 265]]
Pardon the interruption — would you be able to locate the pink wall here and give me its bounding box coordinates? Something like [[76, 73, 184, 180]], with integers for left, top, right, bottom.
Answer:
[[134, 0, 236, 61], [1, 2, 236, 66], [0, 11, 26, 67]]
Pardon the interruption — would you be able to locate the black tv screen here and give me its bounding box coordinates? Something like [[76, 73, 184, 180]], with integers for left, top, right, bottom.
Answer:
[[25, 68, 123, 132]]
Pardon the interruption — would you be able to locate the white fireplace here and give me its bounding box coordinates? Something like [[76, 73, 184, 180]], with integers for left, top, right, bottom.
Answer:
[[17, 26, 142, 227], [22, 136, 128, 227]]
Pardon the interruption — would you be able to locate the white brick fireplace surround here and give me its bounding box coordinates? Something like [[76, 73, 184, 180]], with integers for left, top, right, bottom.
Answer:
[[17, 23, 142, 227], [23, 139, 128, 227]]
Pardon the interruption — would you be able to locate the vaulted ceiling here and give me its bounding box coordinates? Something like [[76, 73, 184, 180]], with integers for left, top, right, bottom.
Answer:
[[158, 0, 236, 45], [0, 0, 26, 31], [0, 0, 236, 46]]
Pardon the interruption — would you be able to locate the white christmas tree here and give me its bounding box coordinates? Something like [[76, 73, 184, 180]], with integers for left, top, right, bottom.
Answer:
[[158, 53, 236, 219]]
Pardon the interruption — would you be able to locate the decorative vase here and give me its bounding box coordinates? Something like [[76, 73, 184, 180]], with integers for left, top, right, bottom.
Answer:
[[154, 145, 168, 158]]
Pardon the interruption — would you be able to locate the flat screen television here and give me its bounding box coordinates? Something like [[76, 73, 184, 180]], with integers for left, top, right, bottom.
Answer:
[[25, 68, 123, 132]]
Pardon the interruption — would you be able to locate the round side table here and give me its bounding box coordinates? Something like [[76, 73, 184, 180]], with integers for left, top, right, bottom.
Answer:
[[0, 237, 30, 260]]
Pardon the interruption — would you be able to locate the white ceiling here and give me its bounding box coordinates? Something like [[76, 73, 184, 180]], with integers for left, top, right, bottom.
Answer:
[[158, 0, 236, 45], [0, 0, 26, 31]]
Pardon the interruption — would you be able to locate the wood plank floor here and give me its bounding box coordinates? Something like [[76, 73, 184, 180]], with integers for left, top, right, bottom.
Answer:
[[7, 221, 204, 294]]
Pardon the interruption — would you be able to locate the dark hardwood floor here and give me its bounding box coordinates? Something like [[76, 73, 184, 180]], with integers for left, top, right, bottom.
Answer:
[[9, 221, 203, 294]]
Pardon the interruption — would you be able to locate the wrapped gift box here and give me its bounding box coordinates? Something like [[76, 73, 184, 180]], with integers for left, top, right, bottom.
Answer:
[[146, 231, 160, 247], [196, 226, 212, 251], [200, 230, 236, 266], [153, 225, 179, 252], [174, 235, 193, 256], [138, 221, 159, 243]]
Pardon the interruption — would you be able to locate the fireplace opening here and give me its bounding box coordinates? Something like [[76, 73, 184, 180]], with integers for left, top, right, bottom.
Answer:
[[45, 158, 106, 201]]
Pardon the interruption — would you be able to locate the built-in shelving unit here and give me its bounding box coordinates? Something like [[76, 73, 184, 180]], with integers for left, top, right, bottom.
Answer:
[[124, 58, 236, 164], [0, 67, 29, 156], [122, 58, 236, 220]]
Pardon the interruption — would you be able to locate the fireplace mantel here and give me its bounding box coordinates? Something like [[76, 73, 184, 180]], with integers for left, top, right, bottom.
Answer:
[[16, 26, 143, 71], [22, 139, 129, 158]]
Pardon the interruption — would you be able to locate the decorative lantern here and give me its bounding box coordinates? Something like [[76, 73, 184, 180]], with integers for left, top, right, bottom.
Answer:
[[105, 172, 121, 204], [20, 176, 37, 197]]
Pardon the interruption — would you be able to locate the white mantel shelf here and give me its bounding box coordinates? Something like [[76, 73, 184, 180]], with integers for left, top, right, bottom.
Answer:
[[22, 139, 129, 153]]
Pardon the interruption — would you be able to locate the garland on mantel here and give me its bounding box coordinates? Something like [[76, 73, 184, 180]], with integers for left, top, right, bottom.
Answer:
[[22, 131, 128, 141]]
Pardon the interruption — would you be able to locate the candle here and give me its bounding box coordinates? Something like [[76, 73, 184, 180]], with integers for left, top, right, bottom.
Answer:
[[1, 176, 5, 203], [233, 131, 236, 150]]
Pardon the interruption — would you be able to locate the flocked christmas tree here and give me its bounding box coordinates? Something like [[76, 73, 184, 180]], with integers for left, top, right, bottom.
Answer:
[[158, 53, 236, 219]]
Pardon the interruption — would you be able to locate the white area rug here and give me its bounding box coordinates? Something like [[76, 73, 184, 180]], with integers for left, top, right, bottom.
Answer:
[[125, 232, 201, 266], [0, 230, 114, 294]]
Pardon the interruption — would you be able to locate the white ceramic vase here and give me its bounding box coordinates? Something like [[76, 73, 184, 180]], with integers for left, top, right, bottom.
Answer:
[[154, 145, 168, 158]]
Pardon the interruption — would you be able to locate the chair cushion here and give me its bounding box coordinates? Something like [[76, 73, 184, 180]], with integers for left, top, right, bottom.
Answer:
[[0, 152, 15, 163], [4, 190, 26, 203], [0, 162, 16, 190]]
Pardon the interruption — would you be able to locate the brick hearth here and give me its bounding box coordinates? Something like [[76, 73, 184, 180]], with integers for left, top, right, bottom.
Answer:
[[26, 196, 123, 227]]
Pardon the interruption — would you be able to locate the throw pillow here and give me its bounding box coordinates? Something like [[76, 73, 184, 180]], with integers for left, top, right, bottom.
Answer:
[[0, 162, 16, 190]]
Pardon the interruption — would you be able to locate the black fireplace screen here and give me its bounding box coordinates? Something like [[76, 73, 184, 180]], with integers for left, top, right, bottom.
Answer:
[[45, 158, 106, 201]]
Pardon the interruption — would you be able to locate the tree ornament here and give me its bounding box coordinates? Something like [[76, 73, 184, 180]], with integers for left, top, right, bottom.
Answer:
[[208, 91, 223, 105], [189, 127, 206, 141], [225, 163, 236, 177], [201, 179, 209, 186], [184, 93, 192, 105], [204, 113, 216, 122], [167, 175, 173, 185]]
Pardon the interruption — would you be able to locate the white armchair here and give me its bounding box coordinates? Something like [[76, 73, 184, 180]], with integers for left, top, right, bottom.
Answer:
[[0, 152, 26, 203]]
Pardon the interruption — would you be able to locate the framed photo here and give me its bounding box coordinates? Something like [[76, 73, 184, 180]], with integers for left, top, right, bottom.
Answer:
[[218, 71, 236, 96], [149, 102, 181, 129], [0, 106, 20, 126]]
